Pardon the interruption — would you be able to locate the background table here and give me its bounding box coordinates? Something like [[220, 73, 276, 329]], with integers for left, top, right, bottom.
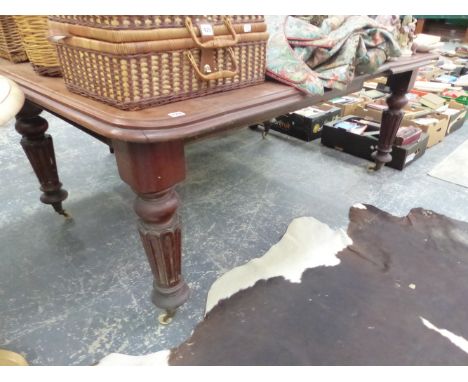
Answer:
[[0, 53, 437, 319]]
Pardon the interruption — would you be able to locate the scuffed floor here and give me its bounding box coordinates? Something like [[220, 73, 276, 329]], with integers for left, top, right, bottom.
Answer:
[[0, 111, 468, 365]]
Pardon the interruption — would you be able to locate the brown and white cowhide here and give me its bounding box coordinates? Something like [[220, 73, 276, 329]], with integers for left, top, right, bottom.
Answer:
[[99, 204, 468, 366]]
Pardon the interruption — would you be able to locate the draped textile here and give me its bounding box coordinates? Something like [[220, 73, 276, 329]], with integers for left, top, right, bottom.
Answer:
[[265, 15, 401, 94]]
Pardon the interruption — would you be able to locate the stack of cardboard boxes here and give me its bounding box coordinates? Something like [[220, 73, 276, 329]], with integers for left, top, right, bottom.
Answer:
[[264, 51, 467, 171]]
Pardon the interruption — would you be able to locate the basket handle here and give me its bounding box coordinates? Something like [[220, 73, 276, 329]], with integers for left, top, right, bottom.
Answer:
[[185, 48, 238, 81], [185, 16, 239, 49]]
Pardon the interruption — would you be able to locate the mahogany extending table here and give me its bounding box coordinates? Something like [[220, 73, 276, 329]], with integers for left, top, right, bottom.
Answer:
[[0, 53, 437, 321]]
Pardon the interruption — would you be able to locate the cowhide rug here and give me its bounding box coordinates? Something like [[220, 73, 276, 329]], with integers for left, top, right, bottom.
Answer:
[[99, 204, 468, 366]]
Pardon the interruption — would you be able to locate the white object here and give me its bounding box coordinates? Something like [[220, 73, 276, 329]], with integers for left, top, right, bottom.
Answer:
[[440, 62, 458, 71], [414, 33, 441, 46], [199, 24, 214, 36], [421, 317, 468, 355], [168, 111, 186, 118], [413, 117, 439, 126], [205, 216, 352, 314], [429, 140, 468, 189], [414, 81, 451, 92], [0, 76, 25, 126], [413, 34, 443, 53], [295, 107, 324, 117], [442, 108, 462, 116], [98, 350, 170, 366], [454, 75, 468, 87]]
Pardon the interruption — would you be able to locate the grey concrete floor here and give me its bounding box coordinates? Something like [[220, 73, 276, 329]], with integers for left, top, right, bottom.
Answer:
[[0, 111, 468, 365]]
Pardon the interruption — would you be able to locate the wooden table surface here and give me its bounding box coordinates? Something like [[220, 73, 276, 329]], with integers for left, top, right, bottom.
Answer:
[[0, 53, 438, 143]]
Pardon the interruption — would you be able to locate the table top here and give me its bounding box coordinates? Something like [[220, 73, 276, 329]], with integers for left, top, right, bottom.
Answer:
[[0, 53, 437, 143]]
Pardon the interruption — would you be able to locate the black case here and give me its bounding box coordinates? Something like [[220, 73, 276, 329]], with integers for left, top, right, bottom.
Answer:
[[321, 115, 430, 171], [271, 104, 341, 142]]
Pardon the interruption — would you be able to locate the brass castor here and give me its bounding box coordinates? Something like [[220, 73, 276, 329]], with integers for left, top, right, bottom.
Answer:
[[367, 161, 385, 172], [367, 164, 377, 172], [0, 349, 28, 366], [158, 309, 177, 325]]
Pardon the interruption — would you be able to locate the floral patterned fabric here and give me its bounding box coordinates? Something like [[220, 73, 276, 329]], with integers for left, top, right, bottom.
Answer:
[[265, 15, 401, 93], [264, 15, 324, 95]]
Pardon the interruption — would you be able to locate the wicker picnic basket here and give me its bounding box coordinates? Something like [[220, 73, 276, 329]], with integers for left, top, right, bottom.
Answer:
[[47, 16, 268, 110], [0, 16, 28, 63], [13, 16, 61, 76]]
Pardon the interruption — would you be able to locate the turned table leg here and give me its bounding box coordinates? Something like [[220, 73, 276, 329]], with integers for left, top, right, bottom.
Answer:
[[15, 100, 69, 216], [261, 119, 275, 138], [135, 188, 189, 323], [113, 140, 189, 322], [372, 70, 417, 170]]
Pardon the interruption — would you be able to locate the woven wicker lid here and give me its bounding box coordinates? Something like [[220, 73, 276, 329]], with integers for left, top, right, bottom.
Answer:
[[48, 16, 267, 44], [49, 15, 265, 30]]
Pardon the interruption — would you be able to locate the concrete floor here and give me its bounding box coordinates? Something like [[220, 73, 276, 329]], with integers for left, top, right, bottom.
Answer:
[[1, 111, 468, 365]]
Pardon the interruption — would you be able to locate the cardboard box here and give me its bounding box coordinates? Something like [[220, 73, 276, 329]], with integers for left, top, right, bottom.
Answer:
[[321, 115, 429, 171], [394, 126, 423, 146], [353, 99, 432, 123], [363, 77, 388, 87], [405, 114, 449, 147], [417, 65, 444, 81], [437, 100, 467, 135], [361, 81, 390, 95], [362, 89, 388, 99], [328, 96, 369, 116], [420, 93, 447, 110], [271, 103, 341, 142], [414, 81, 452, 93]]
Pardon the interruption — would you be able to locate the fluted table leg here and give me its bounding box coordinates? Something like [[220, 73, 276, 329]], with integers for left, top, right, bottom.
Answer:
[[15, 100, 69, 216], [135, 188, 189, 323], [372, 70, 418, 170], [113, 139, 189, 321]]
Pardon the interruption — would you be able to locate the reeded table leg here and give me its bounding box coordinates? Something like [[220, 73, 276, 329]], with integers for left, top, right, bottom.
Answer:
[[113, 140, 189, 321], [15, 100, 69, 216], [372, 70, 417, 170]]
